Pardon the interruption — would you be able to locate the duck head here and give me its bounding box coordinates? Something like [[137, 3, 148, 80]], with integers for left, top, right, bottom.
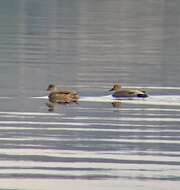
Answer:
[[109, 84, 122, 91], [46, 84, 58, 92]]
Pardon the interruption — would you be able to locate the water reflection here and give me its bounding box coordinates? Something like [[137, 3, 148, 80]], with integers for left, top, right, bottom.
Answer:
[[46, 101, 79, 112], [111, 101, 122, 108], [0, 0, 180, 190]]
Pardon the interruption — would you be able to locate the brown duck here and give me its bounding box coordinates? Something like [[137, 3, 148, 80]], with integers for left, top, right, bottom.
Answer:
[[109, 84, 148, 98], [47, 84, 80, 104]]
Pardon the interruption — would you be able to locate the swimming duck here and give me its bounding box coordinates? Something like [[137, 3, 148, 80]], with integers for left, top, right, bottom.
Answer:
[[46, 84, 80, 103], [109, 84, 148, 98]]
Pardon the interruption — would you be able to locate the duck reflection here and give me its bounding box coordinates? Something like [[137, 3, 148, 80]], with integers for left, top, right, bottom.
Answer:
[[111, 101, 122, 108], [46, 100, 79, 111]]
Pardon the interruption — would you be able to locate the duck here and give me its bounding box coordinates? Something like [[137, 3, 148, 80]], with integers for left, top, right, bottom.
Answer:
[[109, 84, 148, 98], [46, 84, 80, 104]]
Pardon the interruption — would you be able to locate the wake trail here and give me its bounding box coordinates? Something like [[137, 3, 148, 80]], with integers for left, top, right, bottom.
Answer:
[[32, 95, 180, 106]]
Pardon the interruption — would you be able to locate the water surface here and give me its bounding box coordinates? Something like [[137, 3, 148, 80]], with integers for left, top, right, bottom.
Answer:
[[0, 0, 180, 189]]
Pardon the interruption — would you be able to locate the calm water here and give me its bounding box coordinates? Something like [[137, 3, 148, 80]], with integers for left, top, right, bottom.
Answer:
[[0, 0, 180, 189]]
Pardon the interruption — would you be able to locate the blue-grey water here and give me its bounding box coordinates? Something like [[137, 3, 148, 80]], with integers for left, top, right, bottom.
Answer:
[[0, 0, 180, 189]]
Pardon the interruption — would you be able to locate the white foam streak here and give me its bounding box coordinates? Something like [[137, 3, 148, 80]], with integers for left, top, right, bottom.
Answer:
[[71, 84, 180, 90], [126, 86, 180, 90], [0, 126, 179, 133], [30, 94, 180, 106], [71, 116, 180, 122], [0, 121, 90, 126], [76, 107, 180, 112], [0, 136, 179, 144], [32, 96, 48, 99], [0, 97, 12, 99], [80, 95, 180, 106], [0, 112, 61, 116], [0, 149, 179, 163]]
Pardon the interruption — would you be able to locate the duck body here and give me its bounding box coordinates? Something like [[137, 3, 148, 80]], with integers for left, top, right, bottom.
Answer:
[[109, 84, 148, 98], [47, 84, 79, 103]]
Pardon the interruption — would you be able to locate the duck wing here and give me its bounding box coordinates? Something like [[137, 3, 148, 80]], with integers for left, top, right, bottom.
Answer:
[[54, 90, 78, 95], [113, 90, 140, 97], [127, 91, 135, 95]]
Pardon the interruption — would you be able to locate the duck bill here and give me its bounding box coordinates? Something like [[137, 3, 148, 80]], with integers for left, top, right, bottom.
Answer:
[[109, 88, 114, 91], [46, 87, 51, 91]]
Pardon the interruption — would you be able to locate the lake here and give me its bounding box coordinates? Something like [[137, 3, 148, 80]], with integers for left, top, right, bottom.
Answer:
[[0, 0, 180, 189]]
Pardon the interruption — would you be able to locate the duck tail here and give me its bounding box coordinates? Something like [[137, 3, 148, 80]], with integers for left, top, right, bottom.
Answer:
[[137, 94, 148, 98]]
